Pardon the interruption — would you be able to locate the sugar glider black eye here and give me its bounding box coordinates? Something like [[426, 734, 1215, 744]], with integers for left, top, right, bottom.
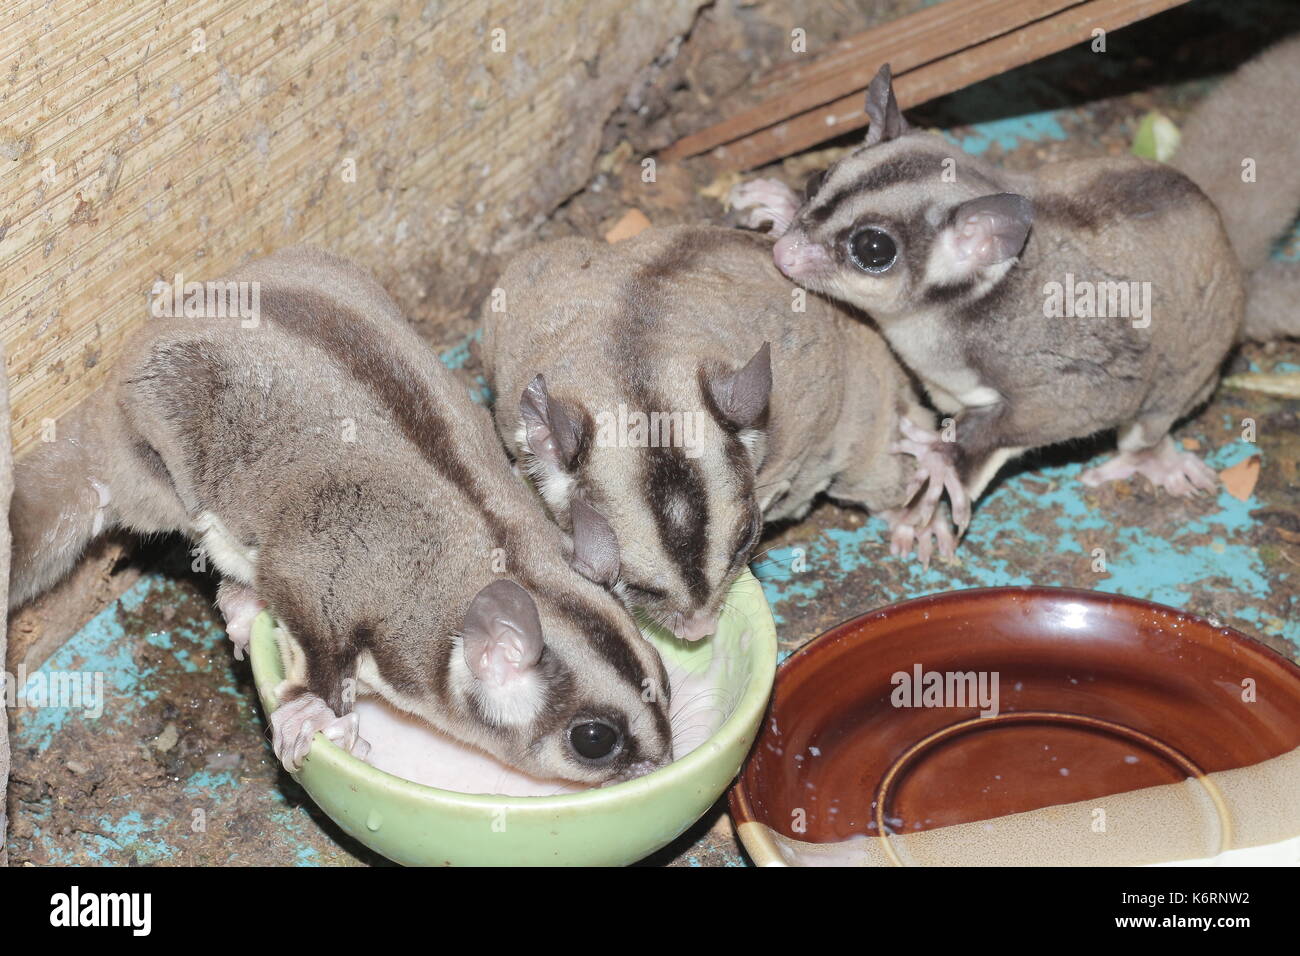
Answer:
[[570, 720, 621, 760], [848, 228, 897, 273], [804, 169, 826, 201]]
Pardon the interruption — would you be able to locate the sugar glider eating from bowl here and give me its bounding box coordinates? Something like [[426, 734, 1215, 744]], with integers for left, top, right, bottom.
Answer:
[[8, 246, 673, 786], [732, 44, 1300, 536], [482, 225, 946, 641]]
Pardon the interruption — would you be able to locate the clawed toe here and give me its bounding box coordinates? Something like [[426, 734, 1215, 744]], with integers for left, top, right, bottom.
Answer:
[[883, 506, 958, 570], [1179, 455, 1220, 496], [1080, 438, 1219, 499], [216, 583, 266, 662], [727, 178, 802, 236], [892, 416, 967, 541], [270, 691, 370, 772]]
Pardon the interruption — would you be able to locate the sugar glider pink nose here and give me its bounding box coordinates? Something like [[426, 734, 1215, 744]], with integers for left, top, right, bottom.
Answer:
[[675, 610, 719, 641], [773, 231, 833, 279]]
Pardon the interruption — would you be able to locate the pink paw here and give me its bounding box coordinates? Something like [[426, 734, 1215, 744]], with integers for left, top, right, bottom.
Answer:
[[891, 417, 971, 534], [728, 178, 801, 237], [882, 504, 957, 570], [1080, 438, 1218, 498], [270, 689, 371, 772], [216, 582, 266, 662]]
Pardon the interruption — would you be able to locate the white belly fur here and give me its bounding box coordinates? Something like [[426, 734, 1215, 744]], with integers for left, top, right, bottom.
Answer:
[[884, 313, 1001, 413], [193, 511, 259, 582]]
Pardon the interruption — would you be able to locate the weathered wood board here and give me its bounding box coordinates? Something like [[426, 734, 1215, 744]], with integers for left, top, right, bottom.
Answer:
[[0, 0, 704, 457], [0, 340, 11, 866]]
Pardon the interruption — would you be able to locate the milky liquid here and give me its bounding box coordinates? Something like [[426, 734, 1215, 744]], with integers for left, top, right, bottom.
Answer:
[[353, 631, 741, 796]]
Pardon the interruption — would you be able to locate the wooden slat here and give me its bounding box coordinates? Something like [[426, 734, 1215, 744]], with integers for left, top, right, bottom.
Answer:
[[663, 0, 1192, 171], [661, 0, 1083, 163], [746, 0, 1077, 101]]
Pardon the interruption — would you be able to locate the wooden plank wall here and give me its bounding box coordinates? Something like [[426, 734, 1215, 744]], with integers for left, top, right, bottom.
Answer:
[[0, 0, 704, 456], [0, 342, 10, 865]]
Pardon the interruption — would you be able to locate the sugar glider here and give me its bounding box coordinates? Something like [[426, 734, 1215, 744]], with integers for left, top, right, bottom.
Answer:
[[8, 246, 673, 785], [1170, 35, 1300, 344], [732, 43, 1300, 535], [482, 225, 944, 641]]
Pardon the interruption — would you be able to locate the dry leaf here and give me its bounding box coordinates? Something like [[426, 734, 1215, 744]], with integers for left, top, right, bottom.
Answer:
[[698, 170, 744, 206], [1180, 437, 1200, 451], [596, 140, 634, 175], [1219, 456, 1260, 501], [604, 208, 651, 244], [1221, 372, 1300, 397]]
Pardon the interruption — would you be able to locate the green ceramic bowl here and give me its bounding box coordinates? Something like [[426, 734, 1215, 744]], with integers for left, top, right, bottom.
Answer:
[[249, 570, 777, 866]]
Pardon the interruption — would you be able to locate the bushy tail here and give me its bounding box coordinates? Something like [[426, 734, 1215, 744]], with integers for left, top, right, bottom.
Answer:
[[8, 395, 113, 608], [1171, 35, 1300, 340], [1242, 260, 1300, 342]]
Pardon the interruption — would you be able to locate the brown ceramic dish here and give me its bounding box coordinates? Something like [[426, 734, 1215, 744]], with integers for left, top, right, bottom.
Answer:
[[731, 587, 1300, 866]]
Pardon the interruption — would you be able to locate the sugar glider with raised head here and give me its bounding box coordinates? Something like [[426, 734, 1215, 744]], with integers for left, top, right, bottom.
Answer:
[[482, 225, 945, 641], [732, 42, 1300, 535], [8, 246, 673, 785]]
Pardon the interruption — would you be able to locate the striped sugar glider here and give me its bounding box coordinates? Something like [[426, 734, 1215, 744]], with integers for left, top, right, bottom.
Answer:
[[731, 49, 1300, 535], [8, 246, 673, 785], [481, 225, 946, 642]]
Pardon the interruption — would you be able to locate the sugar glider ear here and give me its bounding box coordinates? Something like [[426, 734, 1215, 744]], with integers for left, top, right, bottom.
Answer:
[[520, 374, 585, 471], [704, 342, 772, 431], [864, 63, 911, 147], [569, 498, 620, 586], [943, 193, 1034, 270], [461, 580, 544, 687]]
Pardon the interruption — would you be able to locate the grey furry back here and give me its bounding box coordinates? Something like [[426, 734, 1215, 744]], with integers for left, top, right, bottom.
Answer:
[[122, 245, 572, 626], [9, 245, 674, 783], [1172, 35, 1300, 274], [484, 225, 923, 518]]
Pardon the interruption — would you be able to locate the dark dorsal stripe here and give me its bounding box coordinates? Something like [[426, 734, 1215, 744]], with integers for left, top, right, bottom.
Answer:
[[257, 285, 654, 702], [608, 232, 760, 609], [1033, 194, 1102, 231], [1037, 164, 1206, 232], [641, 442, 711, 606], [806, 151, 950, 225]]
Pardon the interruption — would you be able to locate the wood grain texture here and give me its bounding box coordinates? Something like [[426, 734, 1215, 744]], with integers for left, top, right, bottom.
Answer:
[[0, 0, 705, 457], [662, 0, 1192, 170], [660, 0, 1080, 162], [0, 340, 10, 866]]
